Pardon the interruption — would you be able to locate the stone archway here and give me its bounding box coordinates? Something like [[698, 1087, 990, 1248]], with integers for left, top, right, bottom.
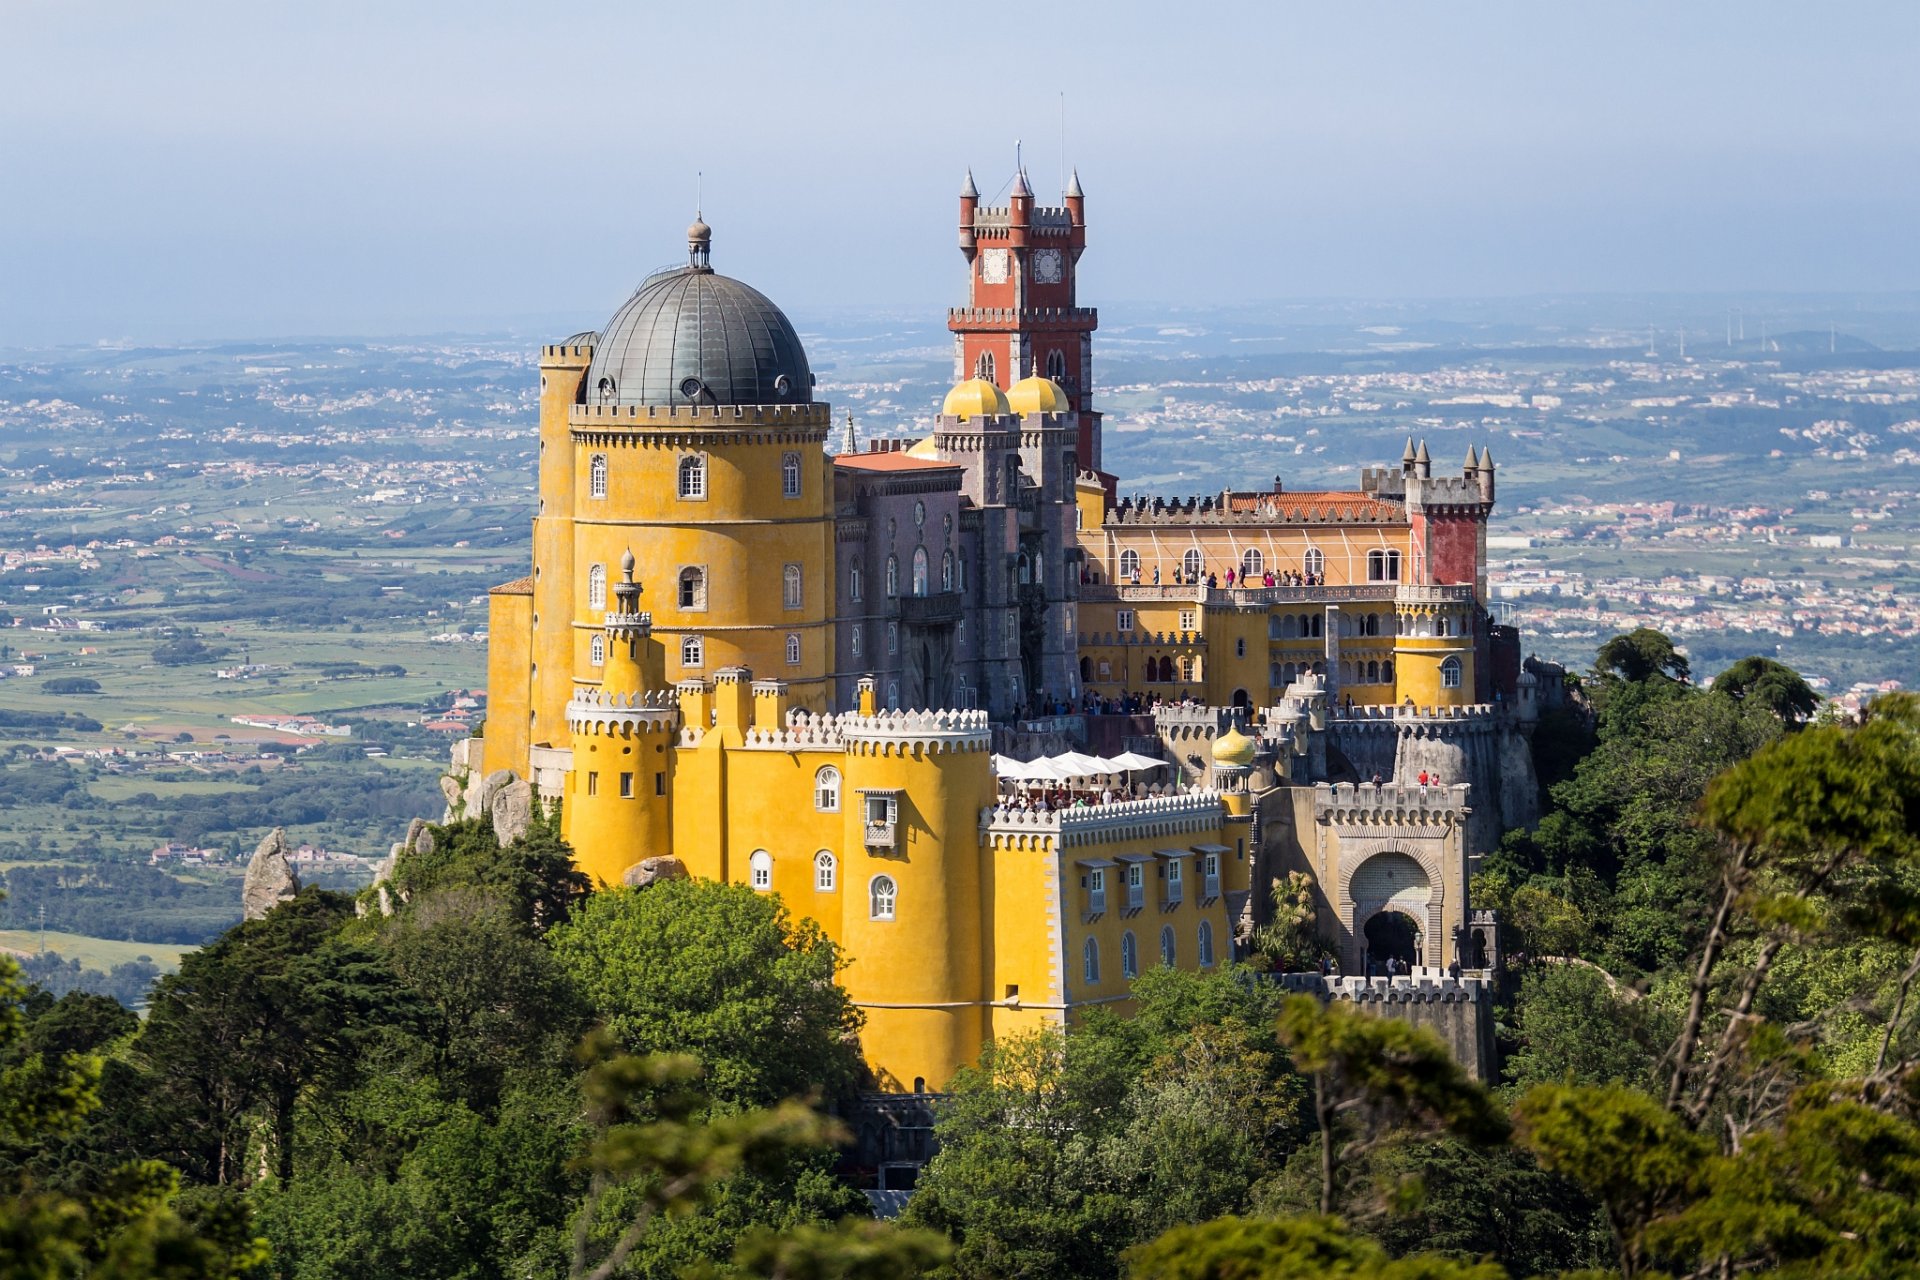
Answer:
[[1346, 849, 1435, 973], [1364, 910, 1422, 970]]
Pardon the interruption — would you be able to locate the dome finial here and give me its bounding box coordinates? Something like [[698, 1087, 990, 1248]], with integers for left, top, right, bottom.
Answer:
[[687, 211, 712, 271]]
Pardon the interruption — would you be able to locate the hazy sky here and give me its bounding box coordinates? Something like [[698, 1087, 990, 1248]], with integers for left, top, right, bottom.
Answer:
[[4, 1, 1917, 343]]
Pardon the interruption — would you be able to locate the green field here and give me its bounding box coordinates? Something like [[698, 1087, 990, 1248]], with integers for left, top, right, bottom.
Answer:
[[0, 928, 195, 972]]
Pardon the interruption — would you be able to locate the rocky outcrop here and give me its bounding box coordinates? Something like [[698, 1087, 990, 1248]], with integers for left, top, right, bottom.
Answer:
[[438, 774, 465, 821], [622, 856, 688, 888], [242, 828, 301, 920], [490, 778, 535, 845]]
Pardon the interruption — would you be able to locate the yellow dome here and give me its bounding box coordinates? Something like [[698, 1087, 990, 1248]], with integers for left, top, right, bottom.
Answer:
[[1006, 375, 1071, 416], [941, 378, 1010, 419], [1212, 725, 1257, 767], [905, 434, 940, 459]]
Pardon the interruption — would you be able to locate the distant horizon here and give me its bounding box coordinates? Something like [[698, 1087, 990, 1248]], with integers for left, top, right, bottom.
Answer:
[[5, 2, 1918, 346]]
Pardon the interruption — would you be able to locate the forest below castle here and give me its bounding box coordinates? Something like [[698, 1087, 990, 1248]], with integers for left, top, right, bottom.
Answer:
[[7, 630, 1920, 1280]]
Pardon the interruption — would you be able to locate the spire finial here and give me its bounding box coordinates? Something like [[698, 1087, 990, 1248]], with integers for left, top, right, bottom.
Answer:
[[960, 167, 978, 199]]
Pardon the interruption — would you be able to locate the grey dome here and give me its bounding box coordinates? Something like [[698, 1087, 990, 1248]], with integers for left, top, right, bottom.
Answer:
[[584, 260, 813, 409]]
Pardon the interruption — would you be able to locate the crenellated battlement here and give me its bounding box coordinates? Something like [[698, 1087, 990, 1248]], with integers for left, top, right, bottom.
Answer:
[[566, 687, 681, 736], [569, 402, 832, 428], [981, 789, 1225, 848], [1332, 703, 1498, 725], [540, 344, 594, 362], [1106, 491, 1407, 527], [1314, 780, 1470, 826], [1275, 972, 1492, 1005], [839, 708, 993, 756]]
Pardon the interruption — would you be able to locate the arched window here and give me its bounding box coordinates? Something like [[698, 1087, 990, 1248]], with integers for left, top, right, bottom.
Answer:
[[587, 564, 606, 610], [681, 635, 704, 668], [589, 634, 605, 667], [786, 633, 801, 665], [814, 766, 840, 812], [1181, 656, 1195, 682], [1198, 919, 1215, 968], [1341, 660, 1354, 684], [954, 553, 966, 592], [941, 549, 954, 592], [1119, 549, 1140, 581], [1310, 614, 1324, 638], [869, 875, 897, 921], [848, 562, 862, 601], [678, 566, 706, 611], [1183, 548, 1203, 580], [887, 622, 898, 654], [783, 563, 802, 609], [850, 626, 862, 657], [1281, 614, 1298, 639], [749, 850, 772, 891], [596, 376, 616, 404], [975, 351, 995, 382], [1121, 931, 1139, 979], [1236, 638, 1246, 657], [911, 547, 929, 596], [1441, 655, 1463, 689], [1381, 659, 1394, 684], [589, 453, 608, 499], [1304, 547, 1324, 579], [1160, 925, 1176, 966], [885, 555, 899, 597], [1366, 659, 1380, 683], [885, 681, 900, 710], [1241, 548, 1263, 579], [1046, 349, 1068, 381], [781, 451, 801, 499], [1083, 936, 1100, 984], [677, 454, 706, 500], [814, 850, 836, 892]]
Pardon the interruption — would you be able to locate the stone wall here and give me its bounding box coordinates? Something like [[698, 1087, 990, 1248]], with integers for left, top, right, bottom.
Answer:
[[1275, 971, 1497, 1081]]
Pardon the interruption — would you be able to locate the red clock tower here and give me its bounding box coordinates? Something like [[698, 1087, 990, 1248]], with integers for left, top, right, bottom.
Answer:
[[951, 164, 1104, 473]]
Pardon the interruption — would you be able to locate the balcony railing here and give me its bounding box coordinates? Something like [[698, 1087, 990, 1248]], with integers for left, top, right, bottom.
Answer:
[[1088, 888, 1107, 915], [1203, 875, 1221, 901], [898, 591, 963, 626], [1163, 878, 1184, 908], [1126, 882, 1145, 912], [864, 822, 896, 849]]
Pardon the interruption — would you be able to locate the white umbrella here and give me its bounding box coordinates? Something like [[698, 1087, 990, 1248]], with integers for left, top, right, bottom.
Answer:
[[1050, 751, 1109, 778], [1104, 750, 1168, 772], [992, 753, 1028, 777], [1015, 757, 1070, 782]]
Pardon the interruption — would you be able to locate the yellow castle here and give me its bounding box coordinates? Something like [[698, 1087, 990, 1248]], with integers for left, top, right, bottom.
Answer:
[[459, 178, 1537, 1093]]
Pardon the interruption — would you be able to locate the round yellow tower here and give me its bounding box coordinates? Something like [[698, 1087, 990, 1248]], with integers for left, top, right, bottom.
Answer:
[[1212, 724, 1256, 817], [564, 551, 679, 887], [563, 220, 837, 713], [837, 708, 995, 1091], [1392, 588, 1476, 708]]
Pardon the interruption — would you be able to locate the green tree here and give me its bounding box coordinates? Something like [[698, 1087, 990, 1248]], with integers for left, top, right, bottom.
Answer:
[[1712, 655, 1819, 724], [386, 815, 589, 936], [548, 879, 862, 1109], [1595, 627, 1691, 685], [1275, 997, 1508, 1217], [1122, 1214, 1504, 1280], [138, 888, 423, 1185], [1503, 962, 1669, 1092]]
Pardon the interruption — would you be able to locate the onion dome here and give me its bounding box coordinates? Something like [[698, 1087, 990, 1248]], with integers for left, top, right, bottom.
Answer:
[[583, 220, 813, 409], [1006, 375, 1071, 417], [1212, 725, 1257, 767], [940, 378, 1010, 419]]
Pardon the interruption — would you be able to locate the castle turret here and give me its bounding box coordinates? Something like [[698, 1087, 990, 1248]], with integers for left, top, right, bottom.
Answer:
[[565, 554, 678, 886], [958, 169, 978, 258]]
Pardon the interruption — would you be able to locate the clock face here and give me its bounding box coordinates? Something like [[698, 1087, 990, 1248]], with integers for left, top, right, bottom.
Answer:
[[1033, 248, 1064, 285], [980, 248, 1010, 285]]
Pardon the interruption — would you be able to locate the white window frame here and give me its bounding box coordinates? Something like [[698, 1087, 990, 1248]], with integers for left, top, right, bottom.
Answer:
[[886, 555, 899, 598], [1198, 919, 1215, 968], [677, 453, 707, 500], [589, 634, 605, 667], [681, 635, 704, 668], [1183, 548, 1203, 580], [1441, 655, 1463, 689], [678, 566, 707, 612], [848, 562, 863, 602], [1179, 609, 1197, 632], [1304, 547, 1324, 578], [783, 563, 803, 610], [814, 766, 840, 812], [749, 849, 772, 891], [814, 850, 836, 892], [1116, 608, 1135, 633], [587, 563, 606, 610], [1121, 930, 1139, 979], [869, 874, 897, 921], [786, 633, 801, 665], [1119, 549, 1140, 580], [1241, 548, 1262, 579], [589, 453, 608, 499], [781, 451, 801, 499], [1083, 936, 1100, 983]]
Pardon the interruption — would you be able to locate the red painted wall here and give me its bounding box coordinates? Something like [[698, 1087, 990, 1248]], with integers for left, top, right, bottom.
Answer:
[[1426, 514, 1481, 585]]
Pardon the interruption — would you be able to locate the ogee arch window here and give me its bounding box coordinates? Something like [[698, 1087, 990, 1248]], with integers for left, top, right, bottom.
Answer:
[[786, 633, 801, 665], [869, 875, 897, 921], [1083, 936, 1100, 984], [589, 454, 608, 499], [587, 564, 606, 610], [941, 549, 954, 592], [781, 451, 801, 499], [783, 564, 802, 610], [886, 555, 899, 598], [912, 547, 929, 597], [1160, 925, 1176, 967], [1121, 931, 1139, 979], [749, 850, 772, 891], [1198, 919, 1215, 968], [589, 634, 605, 667]]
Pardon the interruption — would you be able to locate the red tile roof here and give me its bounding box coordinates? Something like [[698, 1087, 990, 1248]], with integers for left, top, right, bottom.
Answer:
[[834, 452, 960, 473], [1226, 491, 1406, 523], [491, 576, 534, 595]]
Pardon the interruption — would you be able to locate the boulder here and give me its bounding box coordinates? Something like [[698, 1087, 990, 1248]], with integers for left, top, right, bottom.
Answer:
[[622, 856, 688, 888], [439, 774, 464, 821], [242, 828, 301, 920], [491, 778, 536, 845]]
